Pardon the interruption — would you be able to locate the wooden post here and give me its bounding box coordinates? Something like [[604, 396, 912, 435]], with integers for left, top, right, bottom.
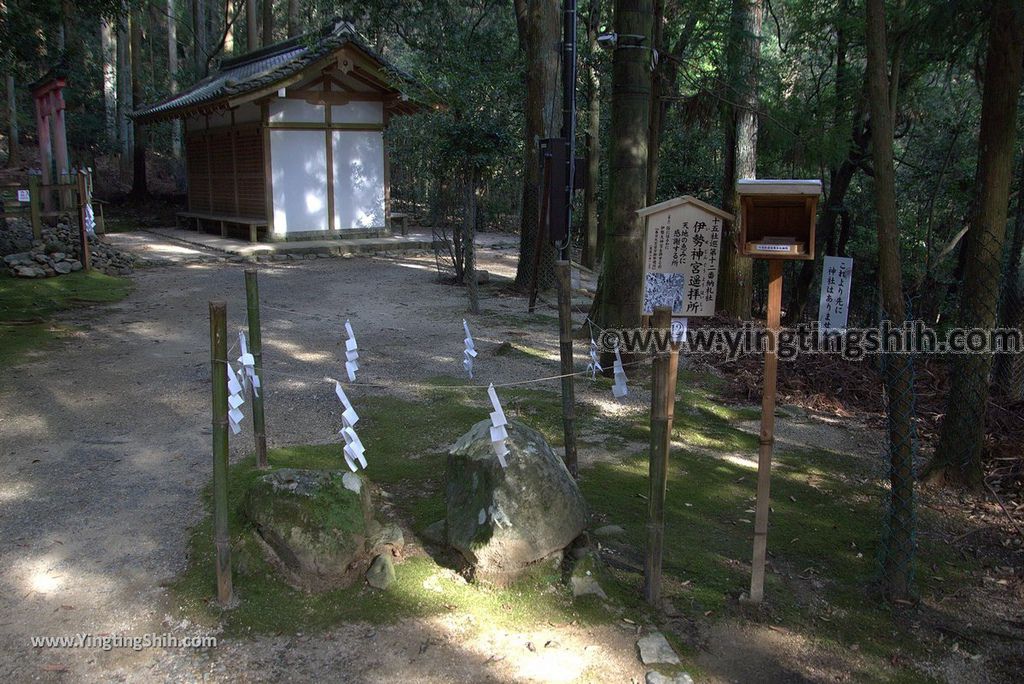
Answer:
[[528, 154, 552, 314], [464, 168, 480, 314], [28, 175, 42, 241], [554, 260, 579, 477], [245, 269, 269, 469], [748, 259, 784, 603], [75, 171, 91, 272], [644, 306, 681, 606], [209, 301, 234, 607]]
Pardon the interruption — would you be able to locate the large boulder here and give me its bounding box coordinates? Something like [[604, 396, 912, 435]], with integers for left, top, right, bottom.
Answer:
[[446, 420, 587, 583], [244, 468, 398, 591]]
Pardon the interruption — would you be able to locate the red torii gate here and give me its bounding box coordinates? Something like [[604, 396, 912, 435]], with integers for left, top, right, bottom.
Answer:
[[31, 73, 70, 212]]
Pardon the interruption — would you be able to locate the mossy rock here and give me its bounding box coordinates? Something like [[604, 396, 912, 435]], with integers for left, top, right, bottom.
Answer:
[[446, 420, 587, 584], [243, 468, 376, 591]]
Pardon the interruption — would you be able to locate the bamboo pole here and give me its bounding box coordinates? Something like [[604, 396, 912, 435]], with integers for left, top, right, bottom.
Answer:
[[748, 259, 784, 603], [75, 171, 91, 272], [644, 306, 681, 606], [244, 270, 269, 469], [555, 260, 578, 478], [209, 301, 234, 607], [28, 175, 42, 241]]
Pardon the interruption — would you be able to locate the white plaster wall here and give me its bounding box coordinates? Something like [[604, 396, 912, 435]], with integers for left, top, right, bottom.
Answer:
[[330, 101, 383, 125], [269, 99, 325, 124], [271, 130, 328, 234], [332, 131, 385, 229]]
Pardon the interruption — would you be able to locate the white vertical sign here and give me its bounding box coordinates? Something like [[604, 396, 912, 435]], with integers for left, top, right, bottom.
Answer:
[[818, 256, 853, 332]]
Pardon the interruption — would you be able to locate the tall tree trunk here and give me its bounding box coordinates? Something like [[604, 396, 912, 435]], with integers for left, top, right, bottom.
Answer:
[[581, 0, 601, 269], [512, 0, 561, 290], [168, 0, 181, 159], [130, 9, 148, 196], [246, 0, 257, 50], [994, 161, 1024, 401], [786, 0, 856, 324], [2, 0, 17, 167], [101, 19, 118, 146], [717, 0, 761, 320], [645, 0, 665, 205], [866, 0, 916, 601], [591, 0, 654, 362], [4, 73, 16, 167], [192, 0, 208, 76], [117, 15, 132, 184], [928, 0, 1024, 486], [261, 0, 273, 46], [286, 0, 298, 38]]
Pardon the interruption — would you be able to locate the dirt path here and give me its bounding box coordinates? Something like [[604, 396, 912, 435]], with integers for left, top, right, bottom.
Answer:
[[0, 239, 654, 682]]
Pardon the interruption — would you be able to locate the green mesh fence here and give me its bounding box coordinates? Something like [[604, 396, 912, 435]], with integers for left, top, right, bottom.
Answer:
[[876, 316, 919, 598]]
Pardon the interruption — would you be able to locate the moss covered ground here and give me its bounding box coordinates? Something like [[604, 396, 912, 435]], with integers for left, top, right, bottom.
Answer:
[[176, 371, 973, 681], [0, 270, 132, 366]]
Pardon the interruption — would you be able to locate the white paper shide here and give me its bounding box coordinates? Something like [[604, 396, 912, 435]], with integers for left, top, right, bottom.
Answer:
[[612, 343, 628, 399], [487, 384, 510, 468], [344, 320, 359, 382], [335, 382, 366, 471], [237, 331, 261, 397], [463, 319, 477, 379], [226, 362, 246, 435]]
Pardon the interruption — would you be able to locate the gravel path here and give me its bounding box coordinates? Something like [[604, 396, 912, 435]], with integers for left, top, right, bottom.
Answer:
[[0, 238, 648, 682]]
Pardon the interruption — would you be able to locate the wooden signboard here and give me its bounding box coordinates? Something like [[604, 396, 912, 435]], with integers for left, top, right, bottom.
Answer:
[[737, 179, 822, 261], [736, 178, 822, 605], [637, 196, 733, 318]]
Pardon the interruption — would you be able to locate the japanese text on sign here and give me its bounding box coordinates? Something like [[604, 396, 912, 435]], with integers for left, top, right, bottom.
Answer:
[[642, 201, 722, 317], [817, 256, 853, 332]]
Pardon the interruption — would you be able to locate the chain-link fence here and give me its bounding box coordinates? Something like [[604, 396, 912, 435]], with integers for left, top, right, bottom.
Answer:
[[876, 305, 919, 598]]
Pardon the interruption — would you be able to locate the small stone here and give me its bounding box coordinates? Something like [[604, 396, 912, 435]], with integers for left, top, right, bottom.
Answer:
[[3, 252, 30, 265], [70, 260, 83, 272], [637, 632, 681, 666], [14, 265, 42, 278], [366, 554, 395, 590], [421, 519, 446, 545], [33, 253, 49, 264], [368, 522, 405, 554], [593, 524, 626, 538], [53, 261, 72, 274], [341, 472, 362, 494], [52, 252, 66, 261], [571, 574, 607, 599], [645, 672, 693, 684]]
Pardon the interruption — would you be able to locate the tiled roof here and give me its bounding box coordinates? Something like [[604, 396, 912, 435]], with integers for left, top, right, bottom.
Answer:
[[133, 19, 426, 122]]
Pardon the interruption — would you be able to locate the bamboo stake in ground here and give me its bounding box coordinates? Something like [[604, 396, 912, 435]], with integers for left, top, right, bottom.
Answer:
[[209, 301, 234, 607], [244, 269, 268, 469], [644, 306, 681, 606], [555, 260, 578, 478], [28, 175, 42, 241], [748, 259, 784, 603], [75, 171, 91, 272]]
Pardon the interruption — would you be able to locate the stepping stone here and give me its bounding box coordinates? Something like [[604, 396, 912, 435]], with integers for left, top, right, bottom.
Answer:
[[637, 632, 681, 666], [646, 672, 694, 684]]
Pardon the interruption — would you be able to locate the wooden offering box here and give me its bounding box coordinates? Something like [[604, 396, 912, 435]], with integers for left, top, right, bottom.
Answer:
[[736, 179, 822, 260]]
